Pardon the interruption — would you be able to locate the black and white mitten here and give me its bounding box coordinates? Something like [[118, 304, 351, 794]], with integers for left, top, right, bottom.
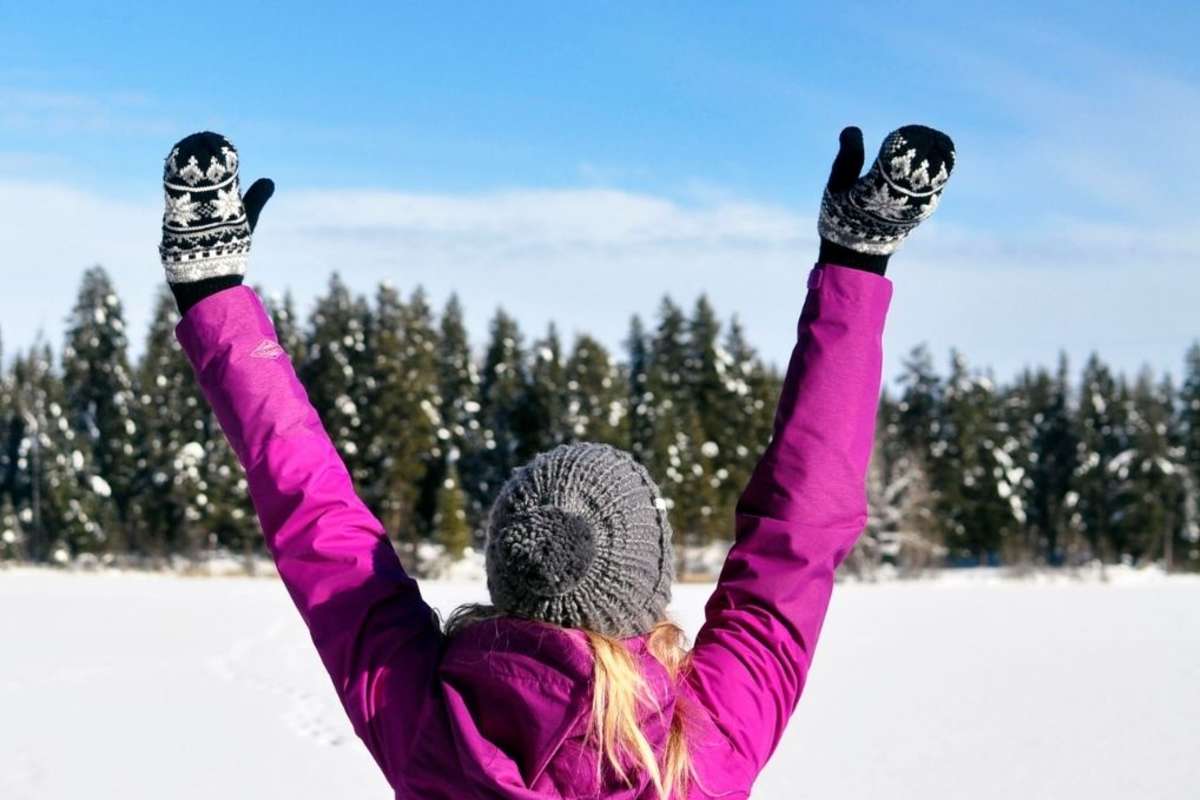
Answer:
[[159, 132, 273, 312], [818, 125, 955, 274]]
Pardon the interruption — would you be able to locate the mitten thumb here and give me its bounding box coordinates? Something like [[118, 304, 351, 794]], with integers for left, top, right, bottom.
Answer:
[[243, 178, 275, 233], [826, 126, 865, 193]]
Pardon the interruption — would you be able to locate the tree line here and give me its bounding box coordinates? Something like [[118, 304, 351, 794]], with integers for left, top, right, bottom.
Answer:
[[0, 266, 1197, 573]]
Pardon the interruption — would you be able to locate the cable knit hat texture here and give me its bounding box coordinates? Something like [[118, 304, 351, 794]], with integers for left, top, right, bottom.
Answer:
[[485, 442, 675, 637], [159, 131, 252, 282]]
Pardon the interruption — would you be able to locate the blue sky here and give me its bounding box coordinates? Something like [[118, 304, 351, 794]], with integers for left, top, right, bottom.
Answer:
[[1, 1, 1197, 383]]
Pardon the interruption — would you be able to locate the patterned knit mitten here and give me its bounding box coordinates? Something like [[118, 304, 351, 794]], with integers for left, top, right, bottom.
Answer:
[[818, 125, 955, 274], [159, 132, 273, 310]]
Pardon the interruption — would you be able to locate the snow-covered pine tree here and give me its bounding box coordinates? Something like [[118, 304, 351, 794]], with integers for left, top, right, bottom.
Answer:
[[436, 294, 485, 531], [858, 389, 941, 575], [856, 414, 893, 579], [362, 283, 440, 545], [685, 295, 738, 533], [1180, 343, 1200, 565], [478, 308, 528, 507], [669, 407, 724, 545], [137, 288, 258, 560], [625, 314, 654, 464], [714, 314, 779, 536], [930, 351, 1022, 563], [686, 295, 724, 441], [1013, 356, 1078, 564], [521, 323, 569, 457], [895, 343, 942, 456], [996, 372, 1043, 565], [0, 337, 21, 560], [433, 458, 471, 560], [563, 333, 627, 447], [62, 266, 139, 552], [301, 274, 373, 485], [1183, 343, 1200, 480], [1116, 370, 1187, 568], [134, 288, 205, 558], [644, 297, 720, 544], [0, 329, 12, 554], [0, 495, 19, 560], [199, 428, 258, 557], [1070, 353, 1128, 563], [400, 286, 444, 539], [874, 344, 946, 565], [10, 342, 108, 561]]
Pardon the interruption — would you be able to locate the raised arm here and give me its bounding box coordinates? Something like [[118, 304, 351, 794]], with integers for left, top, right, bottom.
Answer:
[[161, 133, 442, 784], [683, 126, 955, 787]]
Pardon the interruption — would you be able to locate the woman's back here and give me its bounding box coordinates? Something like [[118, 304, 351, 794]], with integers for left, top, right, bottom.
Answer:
[[399, 618, 741, 799]]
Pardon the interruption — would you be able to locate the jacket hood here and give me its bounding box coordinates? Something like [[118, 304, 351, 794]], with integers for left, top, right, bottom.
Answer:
[[434, 618, 677, 798]]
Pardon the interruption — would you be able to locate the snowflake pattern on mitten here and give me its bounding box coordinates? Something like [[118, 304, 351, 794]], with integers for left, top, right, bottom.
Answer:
[[819, 126, 955, 256], [159, 132, 252, 283]]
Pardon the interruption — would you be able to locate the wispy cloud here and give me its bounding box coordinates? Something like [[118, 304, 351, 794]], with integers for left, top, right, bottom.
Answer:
[[0, 178, 1194, 384], [925, 27, 1200, 229], [0, 88, 176, 138]]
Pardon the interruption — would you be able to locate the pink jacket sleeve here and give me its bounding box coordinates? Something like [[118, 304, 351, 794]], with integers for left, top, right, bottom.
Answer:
[[683, 264, 892, 787], [176, 286, 443, 785]]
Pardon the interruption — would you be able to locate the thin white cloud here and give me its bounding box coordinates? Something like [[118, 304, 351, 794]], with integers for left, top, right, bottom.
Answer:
[[0, 179, 1193, 385], [927, 31, 1200, 228], [0, 88, 175, 138]]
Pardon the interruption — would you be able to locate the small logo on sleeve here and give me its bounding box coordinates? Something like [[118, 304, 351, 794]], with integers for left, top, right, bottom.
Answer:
[[250, 339, 286, 360]]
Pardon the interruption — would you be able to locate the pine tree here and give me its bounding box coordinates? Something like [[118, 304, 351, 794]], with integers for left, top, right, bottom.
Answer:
[[62, 266, 139, 551], [0, 328, 12, 543], [478, 309, 528, 505], [1179, 343, 1200, 565], [436, 294, 485, 532], [1016, 355, 1078, 564], [433, 459, 471, 559], [200, 433, 259, 556], [713, 315, 779, 535], [11, 342, 108, 560], [564, 333, 627, 446], [643, 298, 688, 479], [687, 295, 724, 443], [859, 390, 941, 575], [930, 352, 1021, 562], [1071, 353, 1127, 562], [895, 344, 942, 455], [521, 323, 569, 457], [626, 315, 654, 464], [134, 289, 205, 557], [0, 333, 20, 559], [670, 407, 724, 544], [362, 284, 440, 545], [1183, 344, 1200, 481], [686, 296, 737, 532], [0, 495, 20, 560], [1117, 370, 1187, 568], [643, 297, 720, 543], [134, 289, 258, 560], [301, 274, 373, 484]]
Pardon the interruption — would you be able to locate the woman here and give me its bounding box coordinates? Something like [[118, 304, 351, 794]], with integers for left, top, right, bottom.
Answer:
[[160, 124, 954, 798]]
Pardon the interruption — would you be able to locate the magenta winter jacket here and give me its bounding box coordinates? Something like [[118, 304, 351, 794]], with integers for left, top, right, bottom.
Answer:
[[176, 263, 892, 799]]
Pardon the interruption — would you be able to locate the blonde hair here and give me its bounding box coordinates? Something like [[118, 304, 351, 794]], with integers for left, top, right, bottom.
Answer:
[[444, 605, 697, 799]]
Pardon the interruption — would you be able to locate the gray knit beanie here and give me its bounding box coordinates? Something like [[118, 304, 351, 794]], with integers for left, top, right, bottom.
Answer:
[[485, 442, 675, 637]]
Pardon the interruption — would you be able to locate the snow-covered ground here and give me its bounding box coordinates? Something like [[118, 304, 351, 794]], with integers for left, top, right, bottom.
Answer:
[[2, 569, 1197, 799]]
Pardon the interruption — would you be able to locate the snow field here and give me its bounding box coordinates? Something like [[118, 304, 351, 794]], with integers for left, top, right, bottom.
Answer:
[[1, 570, 1196, 799]]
